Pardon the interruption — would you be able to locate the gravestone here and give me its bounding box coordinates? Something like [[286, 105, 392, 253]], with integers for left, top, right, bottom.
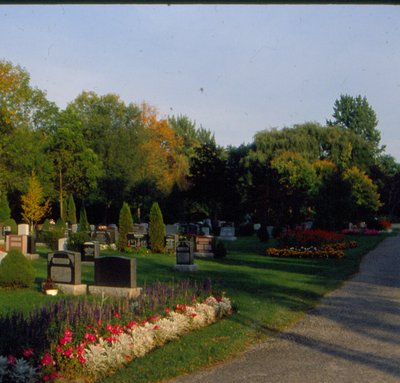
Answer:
[[58, 237, 68, 251], [106, 224, 119, 244], [18, 224, 30, 236], [165, 224, 180, 235], [173, 240, 198, 272], [71, 224, 78, 233], [218, 226, 237, 241], [201, 227, 210, 236], [48, 250, 81, 285], [89, 255, 141, 298], [92, 230, 111, 245], [94, 256, 137, 288], [81, 241, 99, 262], [6, 234, 37, 258], [2, 226, 11, 237], [193, 235, 215, 258], [165, 234, 178, 253]]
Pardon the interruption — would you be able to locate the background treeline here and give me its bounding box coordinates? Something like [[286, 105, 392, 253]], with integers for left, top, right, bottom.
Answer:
[[1, 59, 399, 229]]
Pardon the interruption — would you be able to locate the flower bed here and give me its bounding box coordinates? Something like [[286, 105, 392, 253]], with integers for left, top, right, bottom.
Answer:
[[266, 241, 357, 259], [278, 229, 344, 248], [0, 279, 233, 382], [341, 228, 380, 236]]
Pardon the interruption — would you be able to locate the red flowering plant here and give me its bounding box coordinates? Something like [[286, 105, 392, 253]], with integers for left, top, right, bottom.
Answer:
[[278, 229, 344, 249]]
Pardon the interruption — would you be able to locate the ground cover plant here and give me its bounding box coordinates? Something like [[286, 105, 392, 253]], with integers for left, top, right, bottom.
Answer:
[[0, 233, 391, 383]]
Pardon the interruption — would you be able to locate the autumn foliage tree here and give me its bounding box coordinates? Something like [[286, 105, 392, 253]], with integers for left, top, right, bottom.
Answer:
[[21, 171, 51, 231], [140, 103, 188, 195]]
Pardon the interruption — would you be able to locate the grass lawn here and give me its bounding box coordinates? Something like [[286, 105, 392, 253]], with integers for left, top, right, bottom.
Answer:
[[0, 233, 391, 382]]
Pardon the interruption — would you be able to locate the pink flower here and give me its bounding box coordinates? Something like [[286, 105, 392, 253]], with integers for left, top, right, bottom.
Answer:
[[127, 321, 137, 329], [78, 355, 87, 365], [7, 355, 16, 365], [22, 348, 34, 358], [165, 308, 171, 314], [84, 333, 97, 342], [41, 353, 54, 366], [64, 328, 73, 342], [59, 337, 67, 346], [55, 346, 63, 353]]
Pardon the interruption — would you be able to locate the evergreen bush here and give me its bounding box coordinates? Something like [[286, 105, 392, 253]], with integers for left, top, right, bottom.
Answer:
[[0, 193, 11, 223], [117, 202, 134, 252], [149, 202, 166, 253], [68, 232, 90, 252], [78, 206, 90, 233], [66, 195, 77, 224], [0, 249, 35, 288]]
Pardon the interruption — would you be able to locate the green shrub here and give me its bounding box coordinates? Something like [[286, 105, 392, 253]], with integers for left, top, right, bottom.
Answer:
[[0, 249, 35, 288], [66, 195, 77, 224], [67, 232, 91, 252], [78, 206, 90, 233], [3, 218, 17, 234], [117, 202, 134, 252], [149, 202, 166, 253], [214, 241, 227, 258]]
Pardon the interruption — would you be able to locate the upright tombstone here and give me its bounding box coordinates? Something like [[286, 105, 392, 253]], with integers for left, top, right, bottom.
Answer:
[[165, 224, 180, 235], [218, 226, 237, 241], [127, 224, 149, 248], [106, 224, 119, 244], [193, 235, 215, 258], [48, 250, 81, 285], [165, 234, 179, 253], [92, 230, 111, 245], [71, 224, 79, 233], [89, 255, 141, 298], [80, 241, 99, 262], [58, 238, 68, 251], [18, 224, 30, 236], [6, 234, 37, 259], [173, 240, 198, 272]]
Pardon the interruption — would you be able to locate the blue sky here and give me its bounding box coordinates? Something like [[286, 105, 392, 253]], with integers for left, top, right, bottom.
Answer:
[[1, 5, 400, 159]]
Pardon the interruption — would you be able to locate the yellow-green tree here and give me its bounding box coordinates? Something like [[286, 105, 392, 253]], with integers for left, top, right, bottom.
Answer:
[[21, 172, 51, 231]]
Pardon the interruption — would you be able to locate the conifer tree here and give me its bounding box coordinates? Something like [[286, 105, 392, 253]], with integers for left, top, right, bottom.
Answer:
[[149, 202, 166, 253], [78, 206, 90, 233], [0, 193, 11, 223], [117, 202, 134, 251], [66, 195, 77, 224]]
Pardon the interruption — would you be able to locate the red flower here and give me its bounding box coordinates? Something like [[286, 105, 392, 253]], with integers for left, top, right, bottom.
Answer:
[[84, 333, 97, 342], [153, 325, 159, 330], [64, 328, 73, 342], [41, 353, 54, 366], [165, 308, 171, 314], [216, 297, 222, 302], [127, 321, 137, 329], [55, 346, 63, 353], [22, 348, 34, 358], [59, 337, 67, 346], [113, 312, 121, 319], [7, 355, 16, 365], [63, 347, 74, 358]]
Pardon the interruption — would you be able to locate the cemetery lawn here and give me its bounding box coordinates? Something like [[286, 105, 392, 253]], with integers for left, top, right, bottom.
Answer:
[[0, 233, 390, 382]]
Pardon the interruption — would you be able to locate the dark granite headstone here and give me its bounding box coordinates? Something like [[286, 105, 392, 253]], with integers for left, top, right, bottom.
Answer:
[[81, 241, 99, 262], [92, 230, 111, 245], [48, 251, 81, 284], [94, 256, 137, 288], [176, 240, 193, 265]]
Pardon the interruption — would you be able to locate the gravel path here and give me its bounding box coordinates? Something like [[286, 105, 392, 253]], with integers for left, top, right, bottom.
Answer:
[[170, 235, 400, 383]]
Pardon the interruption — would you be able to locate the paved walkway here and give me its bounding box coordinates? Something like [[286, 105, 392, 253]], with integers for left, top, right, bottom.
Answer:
[[170, 235, 400, 383]]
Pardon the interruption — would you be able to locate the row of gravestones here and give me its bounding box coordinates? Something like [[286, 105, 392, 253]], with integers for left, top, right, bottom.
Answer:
[[47, 249, 140, 297], [48, 237, 202, 296]]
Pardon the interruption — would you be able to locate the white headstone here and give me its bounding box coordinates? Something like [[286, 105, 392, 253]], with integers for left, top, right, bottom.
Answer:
[[220, 227, 235, 237], [18, 224, 30, 236], [253, 223, 261, 231], [58, 238, 68, 251], [71, 224, 78, 233]]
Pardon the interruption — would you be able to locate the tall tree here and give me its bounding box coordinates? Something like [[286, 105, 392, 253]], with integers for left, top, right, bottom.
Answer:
[[21, 171, 51, 231], [117, 202, 134, 252], [66, 195, 77, 224], [0, 192, 11, 223], [149, 202, 166, 253], [327, 94, 382, 157]]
